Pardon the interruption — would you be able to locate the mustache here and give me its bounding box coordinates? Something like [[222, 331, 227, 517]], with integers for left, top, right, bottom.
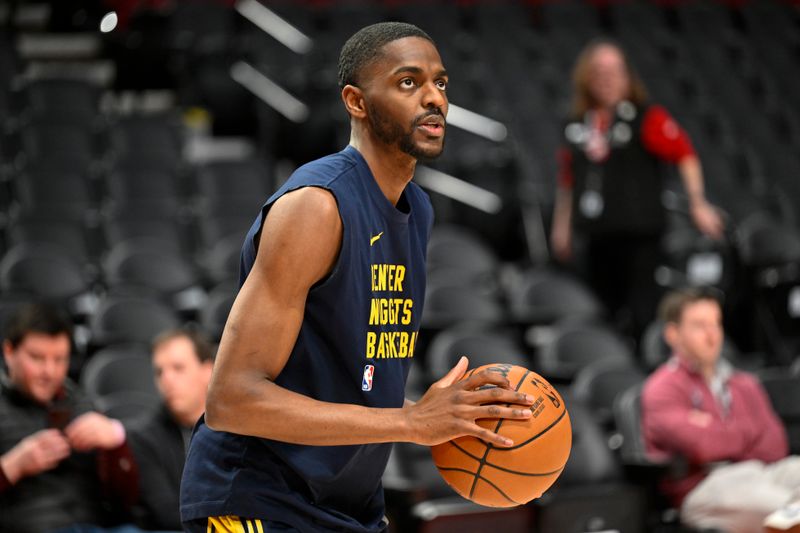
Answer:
[[413, 109, 445, 126]]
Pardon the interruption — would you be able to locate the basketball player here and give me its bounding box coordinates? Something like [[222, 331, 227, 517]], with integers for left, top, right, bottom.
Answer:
[[180, 23, 536, 533]]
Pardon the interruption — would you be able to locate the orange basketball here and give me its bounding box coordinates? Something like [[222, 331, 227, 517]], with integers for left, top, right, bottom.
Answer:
[[430, 363, 572, 507]]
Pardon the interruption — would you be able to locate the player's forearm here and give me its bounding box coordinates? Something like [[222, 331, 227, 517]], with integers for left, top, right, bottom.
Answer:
[[205, 310, 413, 445], [206, 376, 413, 446]]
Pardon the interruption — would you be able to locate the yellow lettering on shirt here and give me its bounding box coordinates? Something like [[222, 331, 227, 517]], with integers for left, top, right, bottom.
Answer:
[[366, 332, 376, 359], [370, 264, 406, 292], [368, 298, 415, 326], [368, 331, 418, 359]]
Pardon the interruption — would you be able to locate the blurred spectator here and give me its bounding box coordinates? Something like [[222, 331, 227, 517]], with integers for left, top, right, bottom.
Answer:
[[550, 38, 724, 339], [642, 288, 800, 533], [0, 303, 138, 533], [127, 329, 213, 531]]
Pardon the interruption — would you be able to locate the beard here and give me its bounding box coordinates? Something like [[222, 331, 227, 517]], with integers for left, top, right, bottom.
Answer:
[[367, 102, 445, 162]]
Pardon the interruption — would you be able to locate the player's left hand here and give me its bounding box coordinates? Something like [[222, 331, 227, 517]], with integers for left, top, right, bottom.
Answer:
[[404, 357, 535, 448], [64, 412, 126, 451], [690, 200, 725, 240]]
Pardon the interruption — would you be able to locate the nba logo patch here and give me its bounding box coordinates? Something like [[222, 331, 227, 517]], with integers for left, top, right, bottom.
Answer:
[[362, 364, 375, 392]]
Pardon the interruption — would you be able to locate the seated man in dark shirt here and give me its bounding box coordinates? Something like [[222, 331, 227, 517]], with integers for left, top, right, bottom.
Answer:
[[128, 329, 213, 531], [0, 303, 138, 533]]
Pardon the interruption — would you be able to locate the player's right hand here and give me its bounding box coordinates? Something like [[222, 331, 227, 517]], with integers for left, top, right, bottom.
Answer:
[[404, 356, 535, 448], [1, 429, 71, 484]]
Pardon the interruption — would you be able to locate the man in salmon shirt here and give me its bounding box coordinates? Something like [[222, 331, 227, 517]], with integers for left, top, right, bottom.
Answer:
[[642, 287, 800, 533]]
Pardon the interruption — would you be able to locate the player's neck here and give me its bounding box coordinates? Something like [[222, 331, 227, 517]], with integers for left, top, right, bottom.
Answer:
[[350, 133, 416, 207]]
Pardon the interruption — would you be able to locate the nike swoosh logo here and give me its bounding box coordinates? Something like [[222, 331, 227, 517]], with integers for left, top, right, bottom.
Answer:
[[370, 232, 384, 246]]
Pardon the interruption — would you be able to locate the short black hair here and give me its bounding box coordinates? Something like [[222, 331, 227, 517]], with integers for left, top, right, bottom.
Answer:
[[337, 22, 434, 89], [152, 328, 215, 364], [4, 302, 73, 348]]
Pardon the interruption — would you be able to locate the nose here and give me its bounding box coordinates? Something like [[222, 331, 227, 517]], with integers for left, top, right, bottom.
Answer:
[[707, 324, 722, 342], [42, 359, 61, 381], [421, 80, 446, 112]]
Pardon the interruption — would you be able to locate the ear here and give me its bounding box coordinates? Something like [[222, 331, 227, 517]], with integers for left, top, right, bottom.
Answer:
[[663, 322, 679, 351], [341, 85, 367, 119], [2, 340, 13, 366]]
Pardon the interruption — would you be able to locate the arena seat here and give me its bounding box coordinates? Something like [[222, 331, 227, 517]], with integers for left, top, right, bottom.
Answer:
[[12, 165, 97, 221], [536, 321, 635, 383], [7, 217, 94, 264], [201, 233, 244, 285], [19, 120, 99, 169], [104, 167, 184, 208], [0, 242, 92, 302], [758, 368, 800, 456], [675, 1, 734, 42], [425, 326, 530, 381], [426, 224, 499, 282], [196, 212, 256, 252], [507, 268, 603, 325], [89, 295, 180, 348], [80, 344, 158, 400], [612, 384, 695, 532], [21, 78, 101, 124], [195, 159, 272, 207], [660, 224, 738, 292], [95, 390, 160, 424], [607, 2, 666, 34], [736, 213, 800, 269], [532, 397, 647, 533], [102, 213, 189, 257], [103, 239, 201, 297], [421, 283, 505, 330], [109, 113, 184, 171], [165, 0, 236, 59], [571, 359, 645, 434], [199, 280, 237, 343]]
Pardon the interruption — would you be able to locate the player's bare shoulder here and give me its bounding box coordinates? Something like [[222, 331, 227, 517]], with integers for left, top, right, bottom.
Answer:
[[265, 187, 341, 236], [255, 186, 343, 285]]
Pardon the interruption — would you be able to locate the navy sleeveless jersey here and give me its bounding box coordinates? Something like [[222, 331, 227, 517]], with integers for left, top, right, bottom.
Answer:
[[180, 146, 433, 532]]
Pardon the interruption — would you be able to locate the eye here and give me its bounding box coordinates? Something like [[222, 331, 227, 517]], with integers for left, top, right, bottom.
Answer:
[[435, 79, 448, 91], [399, 78, 416, 89]]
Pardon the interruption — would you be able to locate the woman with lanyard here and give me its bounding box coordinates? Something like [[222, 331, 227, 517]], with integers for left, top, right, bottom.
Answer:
[[550, 38, 725, 340]]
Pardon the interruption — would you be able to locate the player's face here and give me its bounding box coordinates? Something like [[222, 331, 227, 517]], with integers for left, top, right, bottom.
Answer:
[[361, 37, 448, 161], [587, 44, 630, 109], [153, 336, 212, 424], [668, 300, 724, 369], [3, 333, 70, 405]]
